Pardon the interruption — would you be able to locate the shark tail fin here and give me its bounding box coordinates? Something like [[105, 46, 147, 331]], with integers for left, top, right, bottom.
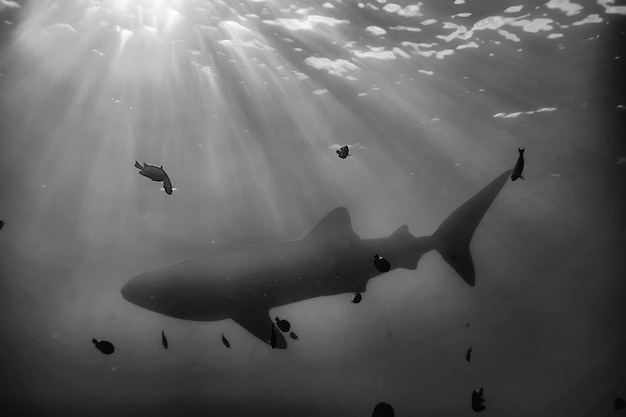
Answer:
[[134, 161, 142, 170], [431, 170, 511, 287]]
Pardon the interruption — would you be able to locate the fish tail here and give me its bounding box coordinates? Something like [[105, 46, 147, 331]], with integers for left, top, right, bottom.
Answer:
[[163, 176, 173, 195], [431, 170, 511, 286], [134, 161, 142, 169]]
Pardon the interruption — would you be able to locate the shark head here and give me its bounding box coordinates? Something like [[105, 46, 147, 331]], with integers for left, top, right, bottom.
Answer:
[[121, 268, 229, 321], [121, 270, 164, 314]]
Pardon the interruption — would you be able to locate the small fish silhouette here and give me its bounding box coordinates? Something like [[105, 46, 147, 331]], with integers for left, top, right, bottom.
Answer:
[[289, 331, 299, 340], [373, 254, 391, 273], [135, 161, 174, 195], [351, 292, 362, 304], [372, 402, 394, 417], [221, 333, 230, 348], [465, 347, 473, 362], [471, 387, 486, 412], [92, 338, 114, 355], [161, 330, 168, 349], [275, 317, 291, 332], [511, 148, 525, 181], [336, 145, 349, 159]]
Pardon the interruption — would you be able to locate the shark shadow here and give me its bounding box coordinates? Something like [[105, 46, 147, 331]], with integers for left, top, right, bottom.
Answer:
[[122, 170, 512, 349]]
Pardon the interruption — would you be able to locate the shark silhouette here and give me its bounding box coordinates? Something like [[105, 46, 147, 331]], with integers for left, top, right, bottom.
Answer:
[[122, 170, 511, 349]]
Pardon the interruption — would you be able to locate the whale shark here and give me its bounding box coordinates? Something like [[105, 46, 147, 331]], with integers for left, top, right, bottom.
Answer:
[[121, 170, 512, 349]]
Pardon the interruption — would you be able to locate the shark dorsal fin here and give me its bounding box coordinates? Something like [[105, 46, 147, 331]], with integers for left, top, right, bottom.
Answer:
[[304, 207, 359, 242], [389, 225, 413, 241]]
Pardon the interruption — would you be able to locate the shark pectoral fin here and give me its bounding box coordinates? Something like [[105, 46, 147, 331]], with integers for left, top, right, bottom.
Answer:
[[163, 176, 173, 195], [232, 311, 287, 349]]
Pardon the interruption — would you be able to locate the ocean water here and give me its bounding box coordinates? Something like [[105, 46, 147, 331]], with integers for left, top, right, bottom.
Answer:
[[0, 1, 625, 416]]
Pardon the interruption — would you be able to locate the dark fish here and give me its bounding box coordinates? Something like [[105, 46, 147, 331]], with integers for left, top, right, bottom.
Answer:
[[221, 333, 230, 348], [275, 317, 291, 332], [471, 387, 486, 412], [511, 148, 525, 181], [373, 254, 391, 273], [465, 347, 473, 362], [270, 323, 277, 349], [161, 330, 168, 349], [135, 161, 174, 195], [0, 220, 4, 230], [351, 292, 362, 304], [336, 145, 349, 159], [372, 402, 394, 417], [615, 397, 626, 410], [92, 338, 114, 355], [289, 331, 299, 340]]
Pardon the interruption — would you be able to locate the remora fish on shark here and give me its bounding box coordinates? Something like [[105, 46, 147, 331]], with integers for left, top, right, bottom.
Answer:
[[121, 170, 512, 349]]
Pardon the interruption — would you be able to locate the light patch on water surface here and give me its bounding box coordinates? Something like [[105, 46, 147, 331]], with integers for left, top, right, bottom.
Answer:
[[493, 107, 558, 118], [352, 48, 396, 60], [365, 26, 387, 35], [0, 0, 20, 9], [472, 15, 517, 31], [382, 3, 423, 17], [218, 38, 274, 51], [42, 23, 78, 36], [304, 56, 359, 76], [436, 49, 455, 59], [437, 22, 471, 42], [457, 41, 479, 49], [292, 71, 309, 80], [262, 15, 349, 31], [547, 0, 583, 16], [597, 0, 626, 15], [389, 25, 421, 32], [401, 42, 438, 57], [312, 89, 329, 95], [510, 18, 555, 33], [392, 47, 411, 59], [572, 14, 603, 25], [504, 5, 524, 13], [499, 29, 521, 42]]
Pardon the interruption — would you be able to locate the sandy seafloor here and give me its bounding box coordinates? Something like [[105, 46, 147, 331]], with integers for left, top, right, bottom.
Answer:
[[0, 0, 625, 416]]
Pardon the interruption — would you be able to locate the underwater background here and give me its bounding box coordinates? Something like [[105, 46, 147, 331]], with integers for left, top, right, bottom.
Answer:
[[0, 0, 625, 416]]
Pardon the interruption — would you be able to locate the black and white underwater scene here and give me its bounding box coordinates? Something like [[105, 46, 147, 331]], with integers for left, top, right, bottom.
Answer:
[[0, 0, 625, 416]]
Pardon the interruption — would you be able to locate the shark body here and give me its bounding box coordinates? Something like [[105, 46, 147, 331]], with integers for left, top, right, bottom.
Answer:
[[122, 170, 511, 349]]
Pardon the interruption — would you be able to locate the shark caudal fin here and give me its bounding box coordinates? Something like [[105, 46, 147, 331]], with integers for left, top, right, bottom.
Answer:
[[134, 161, 142, 170], [431, 170, 511, 286]]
